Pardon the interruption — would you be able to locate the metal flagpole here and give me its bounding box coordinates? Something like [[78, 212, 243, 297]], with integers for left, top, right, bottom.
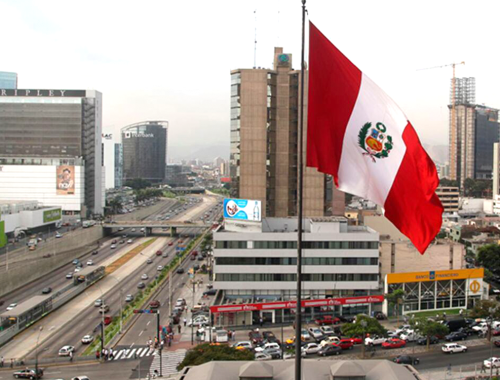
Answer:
[[295, 1, 307, 380]]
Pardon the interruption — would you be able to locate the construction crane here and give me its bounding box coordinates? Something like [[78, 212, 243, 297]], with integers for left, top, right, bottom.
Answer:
[[417, 61, 465, 182]]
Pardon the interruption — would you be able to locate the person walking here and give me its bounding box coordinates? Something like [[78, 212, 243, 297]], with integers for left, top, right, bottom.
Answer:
[[69, 351, 73, 362], [10, 359, 13, 368], [183, 318, 187, 327], [259, 317, 263, 327], [178, 324, 181, 334], [0, 356, 3, 368], [481, 363, 486, 373], [96, 350, 100, 360]]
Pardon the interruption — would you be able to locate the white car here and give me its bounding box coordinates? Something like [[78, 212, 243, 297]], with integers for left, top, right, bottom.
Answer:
[[110, 244, 117, 249], [81, 335, 94, 344], [442, 343, 467, 354], [320, 326, 335, 336], [131, 228, 136, 232], [364, 335, 387, 346], [188, 316, 209, 327], [320, 336, 340, 346], [6, 303, 17, 311], [141, 274, 148, 280], [71, 377, 90, 380], [255, 342, 281, 353], [59, 345, 75, 356], [484, 357, 500, 368], [395, 325, 411, 334], [301, 329, 312, 341], [74, 267, 81, 272], [127, 239, 133, 244], [86, 260, 94, 266], [301, 342, 322, 355], [308, 327, 324, 340], [233, 341, 253, 350], [399, 331, 420, 342], [118, 227, 124, 231], [94, 299, 102, 307], [55, 233, 62, 238], [157, 265, 164, 271]]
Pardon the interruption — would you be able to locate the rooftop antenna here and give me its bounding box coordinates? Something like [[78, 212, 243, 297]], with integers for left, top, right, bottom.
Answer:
[[253, 9, 257, 69]]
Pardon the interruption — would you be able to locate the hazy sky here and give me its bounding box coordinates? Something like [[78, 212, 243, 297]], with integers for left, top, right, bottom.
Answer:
[[2, 0, 499, 156]]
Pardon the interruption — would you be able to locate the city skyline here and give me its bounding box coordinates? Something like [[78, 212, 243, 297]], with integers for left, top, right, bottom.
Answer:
[[1, 0, 500, 155]]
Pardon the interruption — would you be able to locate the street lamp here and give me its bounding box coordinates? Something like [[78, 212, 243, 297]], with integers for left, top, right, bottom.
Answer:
[[35, 326, 43, 380]]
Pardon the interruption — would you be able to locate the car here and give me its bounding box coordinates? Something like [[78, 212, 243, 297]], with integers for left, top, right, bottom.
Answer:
[[308, 327, 324, 341], [111, 239, 117, 244], [66, 272, 73, 279], [364, 335, 387, 346], [55, 233, 62, 238], [141, 274, 149, 280], [119, 240, 125, 244], [372, 311, 386, 320], [442, 343, 467, 353], [255, 352, 273, 361], [382, 339, 406, 349], [146, 258, 153, 264], [445, 331, 468, 342], [125, 294, 134, 302], [71, 377, 90, 380], [131, 228, 136, 232], [319, 326, 336, 336], [197, 256, 204, 261], [104, 316, 112, 325], [92, 250, 99, 255], [249, 330, 264, 345], [193, 264, 200, 271], [137, 282, 145, 289], [320, 336, 340, 346], [58, 345, 75, 356], [156, 250, 162, 256], [203, 289, 217, 296], [72, 259, 80, 265], [118, 227, 124, 231], [233, 341, 253, 350], [337, 339, 354, 350], [315, 315, 341, 325], [393, 355, 420, 365], [6, 303, 17, 311], [99, 305, 110, 313], [41, 287, 52, 294], [318, 344, 342, 356], [301, 342, 322, 355], [110, 244, 117, 249], [188, 315, 209, 327], [255, 342, 281, 353], [348, 337, 363, 345], [157, 265, 164, 271], [484, 357, 500, 369], [301, 329, 312, 341], [81, 335, 94, 344], [86, 260, 94, 266], [399, 330, 420, 342], [177, 298, 186, 305], [168, 242, 174, 246], [162, 252, 169, 258], [74, 267, 82, 273], [262, 331, 279, 343], [150, 300, 161, 309], [12, 368, 44, 379], [176, 268, 185, 274], [416, 336, 439, 345], [127, 239, 133, 244], [94, 299, 102, 307]]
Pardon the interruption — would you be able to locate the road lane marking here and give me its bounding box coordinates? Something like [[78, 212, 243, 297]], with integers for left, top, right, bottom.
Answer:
[[139, 330, 144, 337], [147, 321, 151, 326]]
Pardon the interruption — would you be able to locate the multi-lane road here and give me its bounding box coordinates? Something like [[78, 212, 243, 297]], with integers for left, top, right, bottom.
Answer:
[[0, 195, 222, 363]]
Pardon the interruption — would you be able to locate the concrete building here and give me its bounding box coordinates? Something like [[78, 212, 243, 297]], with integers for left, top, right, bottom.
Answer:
[[230, 47, 336, 218], [165, 164, 190, 187], [114, 143, 123, 189], [448, 78, 499, 188], [436, 186, 459, 213], [179, 359, 424, 380], [0, 72, 17, 89], [102, 132, 115, 189], [121, 121, 168, 184], [493, 142, 500, 198], [0, 201, 61, 235], [0, 89, 104, 217], [213, 217, 381, 324]]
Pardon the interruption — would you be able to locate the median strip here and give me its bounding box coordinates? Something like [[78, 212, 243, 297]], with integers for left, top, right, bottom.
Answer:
[[105, 238, 157, 275]]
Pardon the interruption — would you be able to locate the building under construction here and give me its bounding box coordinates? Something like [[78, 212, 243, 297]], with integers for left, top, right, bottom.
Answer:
[[448, 77, 500, 189]]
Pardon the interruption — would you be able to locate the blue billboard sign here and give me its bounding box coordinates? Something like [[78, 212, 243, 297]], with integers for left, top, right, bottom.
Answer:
[[223, 198, 261, 222]]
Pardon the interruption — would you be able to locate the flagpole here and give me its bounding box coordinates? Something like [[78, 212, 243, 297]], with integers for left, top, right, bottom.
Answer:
[[295, 1, 306, 379]]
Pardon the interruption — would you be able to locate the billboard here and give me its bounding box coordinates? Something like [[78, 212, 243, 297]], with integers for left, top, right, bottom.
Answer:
[[386, 268, 484, 284], [43, 208, 62, 223], [223, 198, 261, 222], [56, 165, 75, 195], [0, 221, 6, 249]]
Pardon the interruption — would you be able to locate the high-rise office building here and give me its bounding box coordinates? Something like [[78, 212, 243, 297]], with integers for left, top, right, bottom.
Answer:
[[121, 121, 168, 184], [114, 143, 123, 188], [448, 78, 499, 188], [230, 47, 335, 218], [0, 89, 104, 216], [0, 71, 17, 89]]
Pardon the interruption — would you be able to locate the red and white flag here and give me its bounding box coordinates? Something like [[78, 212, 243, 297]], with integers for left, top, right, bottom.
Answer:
[[306, 22, 443, 254]]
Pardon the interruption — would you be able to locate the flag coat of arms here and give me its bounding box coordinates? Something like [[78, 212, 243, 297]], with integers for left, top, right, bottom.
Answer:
[[306, 22, 443, 254]]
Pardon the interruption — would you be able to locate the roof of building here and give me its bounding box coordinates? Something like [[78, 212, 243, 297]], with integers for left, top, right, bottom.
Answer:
[[0, 295, 51, 318], [178, 360, 422, 380]]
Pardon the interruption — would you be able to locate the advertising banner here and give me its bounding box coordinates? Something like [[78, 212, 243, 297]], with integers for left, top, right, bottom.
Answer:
[[43, 209, 62, 223], [56, 165, 75, 195], [210, 295, 384, 314], [0, 221, 6, 249], [223, 198, 261, 222], [387, 268, 484, 284]]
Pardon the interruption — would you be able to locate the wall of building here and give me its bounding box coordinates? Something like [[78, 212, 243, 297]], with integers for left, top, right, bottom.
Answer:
[[0, 226, 103, 297], [1, 206, 61, 233], [0, 165, 84, 212]]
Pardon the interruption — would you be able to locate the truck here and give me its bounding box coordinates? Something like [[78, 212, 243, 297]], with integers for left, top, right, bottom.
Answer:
[[28, 238, 38, 248], [82, 220, 96, 228]]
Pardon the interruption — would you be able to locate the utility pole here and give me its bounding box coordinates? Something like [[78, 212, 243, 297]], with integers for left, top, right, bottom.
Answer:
[[35, 326, 43, 380], [157, 311, 162, 378], [191, 275, 195, 345]]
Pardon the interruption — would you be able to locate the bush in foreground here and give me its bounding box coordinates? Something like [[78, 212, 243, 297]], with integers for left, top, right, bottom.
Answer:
[[177, 343, 254, 370]]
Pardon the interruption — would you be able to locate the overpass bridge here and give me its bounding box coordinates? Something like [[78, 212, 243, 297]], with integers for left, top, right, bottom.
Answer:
[[103, 220, 213, 236]]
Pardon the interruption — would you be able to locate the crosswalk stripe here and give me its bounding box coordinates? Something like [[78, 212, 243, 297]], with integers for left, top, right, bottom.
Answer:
[[147, 349, 187, 377], [110, 346, 156, 361], [127, 348, 137, 359], [114, 350, 124, 360], [120, 349, 130, 359]]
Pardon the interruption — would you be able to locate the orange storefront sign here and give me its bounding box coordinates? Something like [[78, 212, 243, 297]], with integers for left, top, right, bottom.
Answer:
[[387, 268, 484, 284]]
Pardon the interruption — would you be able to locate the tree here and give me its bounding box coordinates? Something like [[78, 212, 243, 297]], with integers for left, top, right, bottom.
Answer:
[[470, 300, 500, 319], [107, 196, 123, 215], [124, 178, 151, 190], [177, 343, 254, 370], [440, 178, 459, 187], [385, 289, 405, 324], [410, 317, 449, 350], [477, 244, 500, 274], [342, 314, 386, 358], [463, 178, 492, 198]]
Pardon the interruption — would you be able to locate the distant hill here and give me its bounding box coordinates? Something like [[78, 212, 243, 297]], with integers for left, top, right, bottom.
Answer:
[[168, 144, 229, 162]]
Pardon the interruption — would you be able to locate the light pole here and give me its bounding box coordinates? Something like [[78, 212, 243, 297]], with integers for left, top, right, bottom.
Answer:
[[35, 326, 43, 379]]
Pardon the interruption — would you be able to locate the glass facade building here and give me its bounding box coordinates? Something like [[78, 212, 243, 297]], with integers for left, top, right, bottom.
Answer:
[[114, 143, 123, 188], [121, 121, 168, 184], [0, 71, 17, 89]]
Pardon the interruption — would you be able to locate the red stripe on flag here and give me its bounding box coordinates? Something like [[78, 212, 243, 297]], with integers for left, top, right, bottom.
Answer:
[[307, 22, 362, 186], [384, 123, 444, 254]]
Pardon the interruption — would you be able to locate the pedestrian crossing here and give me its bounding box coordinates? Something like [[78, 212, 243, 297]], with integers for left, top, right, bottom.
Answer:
[[148, 349, 187, 378], [111, 346, 155, 360]]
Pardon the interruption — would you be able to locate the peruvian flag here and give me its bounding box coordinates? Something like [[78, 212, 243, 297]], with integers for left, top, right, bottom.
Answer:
[[306, 22, 443, 254]]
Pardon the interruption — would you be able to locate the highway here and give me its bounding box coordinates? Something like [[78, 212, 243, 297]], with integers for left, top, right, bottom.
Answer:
[[19, 195, 220, 361]]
